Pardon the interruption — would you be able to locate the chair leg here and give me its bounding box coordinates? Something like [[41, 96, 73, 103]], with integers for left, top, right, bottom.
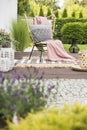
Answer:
[[29, 45, 35, 60], [40, 51, 43, 62]]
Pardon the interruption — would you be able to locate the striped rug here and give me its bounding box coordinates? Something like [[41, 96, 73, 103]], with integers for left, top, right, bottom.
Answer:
[[14, 57, 79, 68]]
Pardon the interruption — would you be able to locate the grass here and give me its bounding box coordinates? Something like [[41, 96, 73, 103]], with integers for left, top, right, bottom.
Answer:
[[64, 44, 87, 52]]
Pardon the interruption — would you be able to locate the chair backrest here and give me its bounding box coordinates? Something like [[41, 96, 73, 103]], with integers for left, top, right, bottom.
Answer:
[[33, 16, 51, 25], [24, 14, 34, 41], [24, 15, 53, 44], [33, 16, 53, 36], [33, 16, 56, 35]]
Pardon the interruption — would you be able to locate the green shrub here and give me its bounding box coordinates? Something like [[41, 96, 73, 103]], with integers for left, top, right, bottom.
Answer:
[[8, 103, 87, 130], [11, 19, 30, 51], [54, 18, 87, 40], [61, 22, 83, 44]]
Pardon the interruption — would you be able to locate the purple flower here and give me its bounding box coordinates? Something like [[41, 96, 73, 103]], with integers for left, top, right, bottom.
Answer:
[[11, 90, 19, 97], [37, 75, 43, 80], [0, 76, 5, 84], [15, 74, 20, 80], [7, 85, 12, 91], [11, 78, 16, 85], [33, 67, 39, 74], [0, 71, 3, 77]]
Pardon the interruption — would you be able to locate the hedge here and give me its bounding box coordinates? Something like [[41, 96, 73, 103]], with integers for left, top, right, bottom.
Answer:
[[54, 18, 87, 42]]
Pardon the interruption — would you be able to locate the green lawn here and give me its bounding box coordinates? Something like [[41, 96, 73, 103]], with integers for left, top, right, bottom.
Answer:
[[64, 44, 87, 52]]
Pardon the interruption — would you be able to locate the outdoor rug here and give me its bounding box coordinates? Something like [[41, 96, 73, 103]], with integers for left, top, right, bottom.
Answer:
[[14, 57, 79, 68]]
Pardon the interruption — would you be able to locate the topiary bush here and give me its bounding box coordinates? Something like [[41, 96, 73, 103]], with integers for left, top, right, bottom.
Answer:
[[79, 11, 83, 18], [39, 6, 44, 16], [61, 22, 84, 44], [62, 8, 68, 18], [47, 7, 52, 18], [8, 103, 87, 130], [54, 10, 59, 18], [71, 11, 76, 18]]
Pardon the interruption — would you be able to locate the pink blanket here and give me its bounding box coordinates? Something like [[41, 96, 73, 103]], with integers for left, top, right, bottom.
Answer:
[[42, 40, 76, 63], [33, 16, 77, 63]]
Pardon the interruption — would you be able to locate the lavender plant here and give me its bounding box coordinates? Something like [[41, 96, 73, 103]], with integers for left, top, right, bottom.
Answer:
[[0, 68, 58, 120]]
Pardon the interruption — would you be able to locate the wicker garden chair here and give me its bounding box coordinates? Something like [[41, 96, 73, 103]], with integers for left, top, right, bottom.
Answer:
[[25, 15, 53, 62]]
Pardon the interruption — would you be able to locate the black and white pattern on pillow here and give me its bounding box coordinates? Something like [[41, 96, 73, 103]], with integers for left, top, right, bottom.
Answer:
[[29, 25, 52, 43]]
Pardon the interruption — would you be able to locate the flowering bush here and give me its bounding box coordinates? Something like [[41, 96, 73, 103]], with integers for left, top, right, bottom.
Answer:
[[0, 68, 58, 120], [0, 29, 11, 48]]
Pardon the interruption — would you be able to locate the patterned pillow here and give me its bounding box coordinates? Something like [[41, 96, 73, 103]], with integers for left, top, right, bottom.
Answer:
[[29, 25, 52, 43]]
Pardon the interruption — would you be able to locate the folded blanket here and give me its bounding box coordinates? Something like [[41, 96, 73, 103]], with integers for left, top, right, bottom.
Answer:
[[41, 40, 77, 63]]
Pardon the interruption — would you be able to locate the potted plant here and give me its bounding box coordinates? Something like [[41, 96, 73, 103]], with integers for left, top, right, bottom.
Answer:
[[0, 29, 11, 48], [0, 30, 14, 72]]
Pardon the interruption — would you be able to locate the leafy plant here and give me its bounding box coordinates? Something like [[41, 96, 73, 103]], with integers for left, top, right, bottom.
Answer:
[[0, 30, 11, 48], [0, 69, 58, 120], [11, 19, 30, 51], [8, 103, 87, 130]]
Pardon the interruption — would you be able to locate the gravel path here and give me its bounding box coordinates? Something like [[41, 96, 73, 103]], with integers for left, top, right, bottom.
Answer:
[[45, 79, 87, 108]]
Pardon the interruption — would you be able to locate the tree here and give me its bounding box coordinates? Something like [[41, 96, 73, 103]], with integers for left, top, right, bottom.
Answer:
[[54, 10, 59, 18], [62, 8, 68, 18], [39, 6, 44, 16], [34, 0, 59, 10], [71, 11, 76, 17], [79, 11, 83, 18], [74, 0, 87, 7], [47, 7, 52, 17], [63, 0, 87, 18], [18, 0, 30, 16]]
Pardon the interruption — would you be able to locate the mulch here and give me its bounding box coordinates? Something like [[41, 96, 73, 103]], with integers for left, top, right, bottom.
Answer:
[[3, 51, 87, 79]]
